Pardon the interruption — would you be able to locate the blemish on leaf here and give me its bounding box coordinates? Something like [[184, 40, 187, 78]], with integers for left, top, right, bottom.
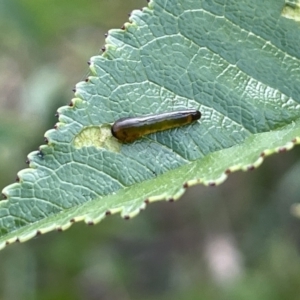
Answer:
[[73, 125, 121, 152], [282, 2, 300, 22]]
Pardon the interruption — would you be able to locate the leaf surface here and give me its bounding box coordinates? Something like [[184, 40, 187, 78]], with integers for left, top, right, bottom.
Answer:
[[1, 0, 300, 249]]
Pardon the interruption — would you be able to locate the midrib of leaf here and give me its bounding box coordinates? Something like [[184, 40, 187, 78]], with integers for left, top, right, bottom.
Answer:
[[1, 0, 300, 249]]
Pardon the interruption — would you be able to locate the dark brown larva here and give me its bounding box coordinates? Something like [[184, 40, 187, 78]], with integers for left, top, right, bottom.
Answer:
[[111, 109, 201, 143]]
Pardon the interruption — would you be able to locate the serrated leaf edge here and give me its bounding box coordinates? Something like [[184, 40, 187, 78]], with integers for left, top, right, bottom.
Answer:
[[1, 135, 299, 251]]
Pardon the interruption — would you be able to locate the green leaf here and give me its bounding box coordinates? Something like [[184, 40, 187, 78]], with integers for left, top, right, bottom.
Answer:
[[1, 0, 300, 249]]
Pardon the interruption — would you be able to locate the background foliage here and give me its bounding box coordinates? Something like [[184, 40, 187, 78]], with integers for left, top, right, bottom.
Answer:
[[1, 0, 300, 299]]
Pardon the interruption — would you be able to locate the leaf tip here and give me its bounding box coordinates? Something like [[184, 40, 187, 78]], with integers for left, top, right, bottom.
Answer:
[[183, 182, 189, 188], [225, 169, 231, 175], [247, 165, 255, 171], [260, 152, 266, 158]]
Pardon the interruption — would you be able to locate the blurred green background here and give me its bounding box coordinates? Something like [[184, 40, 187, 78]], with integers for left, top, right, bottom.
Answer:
[[1, 1, 300, 299]]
